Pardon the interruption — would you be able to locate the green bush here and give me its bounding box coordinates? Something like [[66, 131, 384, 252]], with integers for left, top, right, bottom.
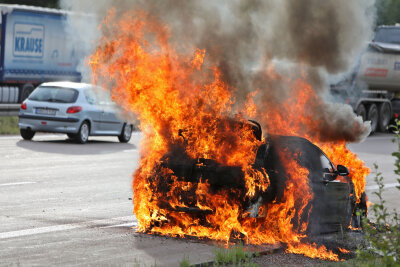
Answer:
[[355, 120, 400, 266]]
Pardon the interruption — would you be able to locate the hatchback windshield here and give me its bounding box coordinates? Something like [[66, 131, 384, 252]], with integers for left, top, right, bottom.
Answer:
[[374, 27, 400, 44], [29, 86, 79, 103]]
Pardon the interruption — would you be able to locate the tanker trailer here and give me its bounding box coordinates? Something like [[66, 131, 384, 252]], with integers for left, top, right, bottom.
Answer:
[[331, 25, 400, 133]]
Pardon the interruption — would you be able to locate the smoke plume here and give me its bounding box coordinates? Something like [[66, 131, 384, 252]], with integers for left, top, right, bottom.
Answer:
[[61, 0, 375, 142]]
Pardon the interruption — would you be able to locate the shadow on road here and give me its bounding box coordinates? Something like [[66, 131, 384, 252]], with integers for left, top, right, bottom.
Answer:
[[16, 137, 137, 155]]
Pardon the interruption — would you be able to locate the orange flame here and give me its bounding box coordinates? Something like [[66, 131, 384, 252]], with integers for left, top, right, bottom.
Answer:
[[259, 75, 370, 201], [338, 247, 350, 254], [89, 9, 369, 261]]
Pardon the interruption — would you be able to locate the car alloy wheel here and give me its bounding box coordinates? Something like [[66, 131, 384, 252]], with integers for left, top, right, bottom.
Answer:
[[124, 125, 132, 139]]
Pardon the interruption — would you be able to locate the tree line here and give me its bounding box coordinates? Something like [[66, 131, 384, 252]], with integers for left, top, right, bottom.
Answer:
[[376, 0, 400, 25], [1, 0, 400, 26], [0, 0, 59, 9]]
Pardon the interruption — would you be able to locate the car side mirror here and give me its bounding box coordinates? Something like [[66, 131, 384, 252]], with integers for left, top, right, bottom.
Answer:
[[337, 165, 349, 176]]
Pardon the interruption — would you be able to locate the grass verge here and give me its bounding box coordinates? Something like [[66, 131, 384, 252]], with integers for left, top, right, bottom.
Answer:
[[0, 116, 19, 135], [180, 244, 258, 267]]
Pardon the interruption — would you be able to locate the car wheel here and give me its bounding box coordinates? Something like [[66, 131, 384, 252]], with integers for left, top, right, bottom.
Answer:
[[20, 128, 35, 140], [76, 121, 90, 144], [118, 124, 132, 143], [378, 102, 391, 132], [356, 104, 367, 121], [367, 104, 379, 134]]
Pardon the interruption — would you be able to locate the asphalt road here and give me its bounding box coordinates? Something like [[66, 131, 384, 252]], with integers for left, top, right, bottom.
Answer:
[[348, 133, 399, 213], [0, 132, 398, 266], [0, 133, 214, 266]]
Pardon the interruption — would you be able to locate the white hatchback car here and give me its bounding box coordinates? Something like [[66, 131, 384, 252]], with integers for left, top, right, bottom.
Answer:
[[18, 82, 133, 144]]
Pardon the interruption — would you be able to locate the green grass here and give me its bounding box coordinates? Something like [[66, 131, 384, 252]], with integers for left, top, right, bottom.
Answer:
[[0, 116, 19, 134], [180, 245, 259, 267], [318, 257, 385, 267], [180, 255, 191, 267], [214, 245, 258, 266]]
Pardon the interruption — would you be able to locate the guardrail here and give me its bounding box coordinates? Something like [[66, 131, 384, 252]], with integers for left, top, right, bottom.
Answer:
[[0, 104, 20, 116]]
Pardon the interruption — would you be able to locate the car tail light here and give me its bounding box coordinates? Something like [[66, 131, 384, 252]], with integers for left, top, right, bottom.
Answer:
[[66, 106, 82, 114], [21, 102, 27, 110]]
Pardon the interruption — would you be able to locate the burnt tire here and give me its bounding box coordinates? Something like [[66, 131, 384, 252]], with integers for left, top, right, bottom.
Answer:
[[118, 124, 132, 143], [350, 192, 367, 229], [356, 104, 367, 121], [75, 121, 90, 144], [367, 104, 379, 134], [20, 128, 35, 140], [378, 102, 391, 132]]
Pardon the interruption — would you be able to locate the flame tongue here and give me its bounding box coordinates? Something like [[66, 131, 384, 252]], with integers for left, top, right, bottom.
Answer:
[[89, 9, 368, 261]]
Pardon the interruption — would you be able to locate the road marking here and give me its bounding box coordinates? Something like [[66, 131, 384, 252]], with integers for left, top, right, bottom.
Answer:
[[101, 222, 138, 228], [0, 182, 36, 187], [0, 215, 136, 240], [365, 183, 399, 191], [123, 149, 137, 153]]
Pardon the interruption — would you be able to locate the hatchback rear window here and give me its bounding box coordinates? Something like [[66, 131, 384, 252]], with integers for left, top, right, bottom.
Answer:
[[28, 86, 79, 103]]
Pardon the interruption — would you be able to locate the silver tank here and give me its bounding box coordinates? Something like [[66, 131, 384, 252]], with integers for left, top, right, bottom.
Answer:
[[358, 26, 400, 93]]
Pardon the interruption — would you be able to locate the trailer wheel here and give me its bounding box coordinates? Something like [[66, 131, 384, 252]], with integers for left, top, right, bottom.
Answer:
[[20, 84, 35, 102], [378, 102, 391, 132], [356, 104, 367, 121], [367, 104, 379, 134]]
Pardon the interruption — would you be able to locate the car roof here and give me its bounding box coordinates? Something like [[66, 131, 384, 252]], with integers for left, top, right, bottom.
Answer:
[[269, 135, 334, 165], [39, 81, 93, 91]]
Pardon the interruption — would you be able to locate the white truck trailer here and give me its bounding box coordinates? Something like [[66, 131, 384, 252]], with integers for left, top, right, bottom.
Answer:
[[0, 5, 85, 115]]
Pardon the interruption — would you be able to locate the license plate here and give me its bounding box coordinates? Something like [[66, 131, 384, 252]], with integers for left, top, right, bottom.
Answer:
[[36, 108, 56, 115]]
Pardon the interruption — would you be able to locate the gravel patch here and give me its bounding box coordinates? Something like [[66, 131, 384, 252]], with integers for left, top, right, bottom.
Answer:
[[253, 252, 326, 266]]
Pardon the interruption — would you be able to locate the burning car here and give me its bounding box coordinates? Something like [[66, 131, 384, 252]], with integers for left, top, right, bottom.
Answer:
[[145, 120, 367, 237], [88, 9, 371, 259]]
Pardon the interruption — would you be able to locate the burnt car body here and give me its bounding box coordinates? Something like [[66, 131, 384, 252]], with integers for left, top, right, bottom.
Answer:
[[262, 134, 365, 234], [150, 121, 367, 235]]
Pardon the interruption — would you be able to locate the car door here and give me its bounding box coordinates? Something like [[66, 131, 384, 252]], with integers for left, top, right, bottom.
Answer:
[[100, 102, 123, 134], [83, 89, 102, 134]]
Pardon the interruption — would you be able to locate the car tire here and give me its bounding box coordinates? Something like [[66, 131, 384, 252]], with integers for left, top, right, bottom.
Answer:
[[67, 133, 76, 140], [118, 124, 132, 143], [20, 128, 35, 140], [367, 104, 379, 134], [378, 102, 391, 132], [76, 121, 90, 144], [356, 104, 367, 121], [350, 192, 367, 229]]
